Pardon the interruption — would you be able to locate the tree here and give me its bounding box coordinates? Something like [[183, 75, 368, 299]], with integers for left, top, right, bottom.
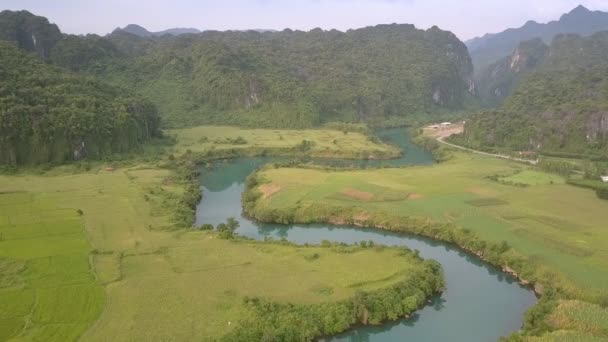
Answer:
[[217, 217, 240, 239]]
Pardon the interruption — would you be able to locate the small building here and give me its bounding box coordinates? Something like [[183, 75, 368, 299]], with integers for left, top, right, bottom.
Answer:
[[440, 122, 451, 126], [601, 176, 608, 183]]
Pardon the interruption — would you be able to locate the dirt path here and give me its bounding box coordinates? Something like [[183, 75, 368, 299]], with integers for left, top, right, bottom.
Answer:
[[424, 123, 539, 165]]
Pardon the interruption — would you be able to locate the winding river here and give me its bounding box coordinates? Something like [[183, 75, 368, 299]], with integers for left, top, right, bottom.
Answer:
[[195, 128, 537, 342]]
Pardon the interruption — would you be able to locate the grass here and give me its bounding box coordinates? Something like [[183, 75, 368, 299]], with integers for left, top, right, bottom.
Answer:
[[499, 170, 565, 186], [0, 165, 429, 341], [546, 300, 608, 337], [167, 125, 400, 159], [522, 300, 608, 341], [0, 191, 104, 341], [254, 152, 608, 295]]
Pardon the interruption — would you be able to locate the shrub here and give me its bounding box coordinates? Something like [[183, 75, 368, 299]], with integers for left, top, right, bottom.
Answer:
[[596, 188, 608, 200], [199, 224, 214, 230]]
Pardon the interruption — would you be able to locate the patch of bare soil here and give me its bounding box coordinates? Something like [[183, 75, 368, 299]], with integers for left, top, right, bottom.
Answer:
[[342, 188, 374, 201], [354, 212, 371, 222], [259, 183, 281, 199], [408, 193, 424, 200]]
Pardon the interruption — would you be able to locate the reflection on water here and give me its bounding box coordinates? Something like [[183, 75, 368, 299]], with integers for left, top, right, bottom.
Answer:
[[195, 128, 537, 342]]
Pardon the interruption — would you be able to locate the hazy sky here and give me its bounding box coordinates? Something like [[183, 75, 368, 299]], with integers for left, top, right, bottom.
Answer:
[[3, 0, 608, 40]]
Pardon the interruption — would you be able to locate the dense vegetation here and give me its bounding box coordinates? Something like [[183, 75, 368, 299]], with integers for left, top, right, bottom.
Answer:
[[466, 5, 608, 74], [0, 41, 161, 166], [0, 10, 476, 129], [69, 25, 474, 128], [463, 32, 608, 156]]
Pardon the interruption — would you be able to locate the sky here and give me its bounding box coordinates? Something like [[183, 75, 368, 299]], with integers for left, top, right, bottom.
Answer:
[[3, 0, 608, 40]]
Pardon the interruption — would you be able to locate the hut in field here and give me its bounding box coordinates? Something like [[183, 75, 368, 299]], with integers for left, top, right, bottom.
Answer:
[[601, 176, 608, 183]]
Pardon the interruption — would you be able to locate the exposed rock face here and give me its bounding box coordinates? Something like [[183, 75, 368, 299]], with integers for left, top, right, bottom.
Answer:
[[476, 38, 549, 106], [586, 112, 608, 143], [467, 5, 608, 73], [0, 10, 474, 128], [464, 32, 608, 155], [0, 10, 62, 59]]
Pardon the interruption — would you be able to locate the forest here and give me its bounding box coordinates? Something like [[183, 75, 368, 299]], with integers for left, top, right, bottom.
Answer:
[[0, 41, 161, 166], [463, 32, 608, 156], [1, 10, 476, 130]]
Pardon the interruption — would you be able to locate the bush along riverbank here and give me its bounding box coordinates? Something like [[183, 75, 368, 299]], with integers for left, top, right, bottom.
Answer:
[[242, 168, 608, 341], [163, 149, 370, 229], [220, 241, 444, 341], [176, 142, 402, 164]]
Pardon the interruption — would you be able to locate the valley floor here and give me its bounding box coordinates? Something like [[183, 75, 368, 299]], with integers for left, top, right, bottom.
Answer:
[[0, 166, 437, 341], [168, 125, 401, 159], [247, 152, 608, 340], [0, 126, 433, 341]]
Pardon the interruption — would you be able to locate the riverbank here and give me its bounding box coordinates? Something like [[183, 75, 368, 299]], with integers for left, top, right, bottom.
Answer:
[[167, 125, 402, 160], [242, 153, 608, 340]]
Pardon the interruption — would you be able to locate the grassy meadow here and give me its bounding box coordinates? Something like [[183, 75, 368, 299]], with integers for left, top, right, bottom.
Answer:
[[251, 153, 608, 297], [0, 164, 433, 341], [167, 125, 400, 159]]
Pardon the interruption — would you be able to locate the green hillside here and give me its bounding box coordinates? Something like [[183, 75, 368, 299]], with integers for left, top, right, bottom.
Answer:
[[0, 10, 477, 130], [476, 38, 549, 107], [467, 5, 608, 75], [463, 32, 608, 156], [0, 42, 161, 166], [48, 24, 474, 128]]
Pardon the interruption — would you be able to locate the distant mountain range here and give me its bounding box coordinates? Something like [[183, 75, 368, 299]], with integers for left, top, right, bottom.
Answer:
[[111, 24, 279, 37], [111, 24, 201, 37], [463, 31, 608, 156], [466, 5, 608, 74]]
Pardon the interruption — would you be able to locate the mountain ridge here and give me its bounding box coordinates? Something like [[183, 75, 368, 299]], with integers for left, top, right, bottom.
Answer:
[[462, 31, 608, 155], [466, 5, 608, 74], [112, 24, 201, 37]]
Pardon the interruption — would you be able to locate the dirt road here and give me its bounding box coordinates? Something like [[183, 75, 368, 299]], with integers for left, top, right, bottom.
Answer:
[[423, 123, 538, 165]]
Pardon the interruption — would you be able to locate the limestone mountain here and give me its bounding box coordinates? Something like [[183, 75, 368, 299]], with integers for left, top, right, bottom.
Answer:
[[0, 10, 475, 129], [0, 10, 62, 59], [47, 19, 476, 128], [476, 38, 549, 107], [467, 5, 608, 74], [462, 32, 608, 156], [0, 41, 161, 166]]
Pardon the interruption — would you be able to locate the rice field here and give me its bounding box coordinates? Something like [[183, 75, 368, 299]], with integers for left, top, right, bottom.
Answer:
[[0, 165, 424, 341], [167, 125, 400, 158], [255, 152, 608, 294], [499, 170, 565, 186]]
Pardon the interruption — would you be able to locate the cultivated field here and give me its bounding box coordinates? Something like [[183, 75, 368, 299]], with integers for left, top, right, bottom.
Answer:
[[0, 165, 426, 341], [254, 153, 608, 295], [167, 125, 400, 158]]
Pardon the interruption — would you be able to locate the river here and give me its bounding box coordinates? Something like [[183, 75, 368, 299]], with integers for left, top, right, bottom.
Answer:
[[195, 128, 537, 341]]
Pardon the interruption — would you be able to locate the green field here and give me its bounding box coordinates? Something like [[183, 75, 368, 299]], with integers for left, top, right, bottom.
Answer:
[[499, 170, 565, 186], [252, 153, 608, 296], [167, 125, 400, 159], [0, 165, 435, 341]]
